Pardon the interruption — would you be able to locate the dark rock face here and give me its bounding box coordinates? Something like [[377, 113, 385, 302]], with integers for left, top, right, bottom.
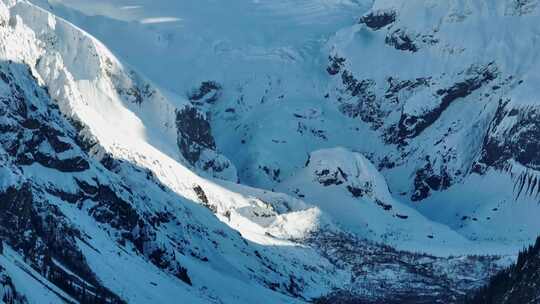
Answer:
[[473, 101, 540, 200], [109, 67, 156, 105], [315, 167, 348, 186], [346, 185, 364, 197], [0, 184, 126, 304], [260, 165, 281, 183], [374, 199, 392, 211], [193, 185, 217, 213], [0, 62, 126, 304], [296, 121, 329, 141], [385, 29, 418, 52], [0, 67, 89, 173], [117, 81, 154, 105], [480, 104, 540, 171], [336, 71, 381, 127], [359, 10, 397, 30], [0, 267, 26, 304], [397, 63, 498, 141], [384, 29, 439, 53], [17, 129, 90, 172], [328, 56, 432, 131], [507, 0, 540, 16], [86, 183, 140, 231], [0, 61, 202, 302], [346, 182, 373, 198], [341, 71, 376, 99], [467, 236, 540, 304], [411, 159, 452, 201], [385, 77, 430, 104], [327, 58, 501, 201], [175, 105, 234, 178], [188, 81, 222, 105], [326, 56, 346, 75], [175, 106, 216, 164]]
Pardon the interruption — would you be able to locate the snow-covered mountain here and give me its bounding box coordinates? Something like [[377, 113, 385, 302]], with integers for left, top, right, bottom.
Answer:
[[0, 0, 538, 303], [31, 0, 540, 250]]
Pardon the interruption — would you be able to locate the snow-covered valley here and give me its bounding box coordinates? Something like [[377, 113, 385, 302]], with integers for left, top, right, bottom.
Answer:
[[0, 0, 539, 303]]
